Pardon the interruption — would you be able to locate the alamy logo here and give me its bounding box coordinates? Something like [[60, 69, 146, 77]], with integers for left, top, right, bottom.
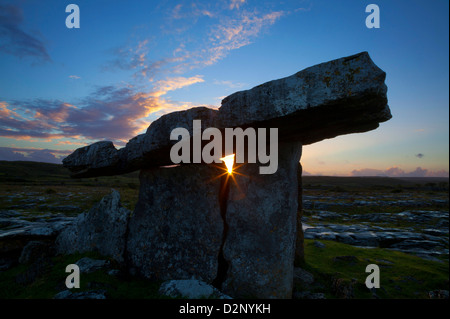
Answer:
[[365, 264, 380, 289], [65, 4, 80, 29], [65, 264, 80, 288], [170, 120, 279, 174], [365, 4, 380, 29]]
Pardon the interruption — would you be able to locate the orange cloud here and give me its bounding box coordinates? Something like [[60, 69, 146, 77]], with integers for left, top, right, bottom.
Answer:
[[350, 166, 449, 178], [151, 75, 205, 97], [0, 101, 24, 119], [55, 140, 87, 146]]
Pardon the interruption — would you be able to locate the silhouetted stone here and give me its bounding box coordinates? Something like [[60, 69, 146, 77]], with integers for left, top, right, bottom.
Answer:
[[126, 164, 223, 283], [221, 141, 302, 298], [118, 107, 219, 173], [62, 141, 119, 178], [219, 52, 391, 145]]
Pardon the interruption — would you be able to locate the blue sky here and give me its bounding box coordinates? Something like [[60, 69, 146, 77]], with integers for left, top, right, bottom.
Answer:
[[0, 0, 448, 176]]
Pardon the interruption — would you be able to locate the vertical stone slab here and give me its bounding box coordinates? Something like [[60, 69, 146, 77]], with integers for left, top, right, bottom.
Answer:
[[222, 141, 302, 298], [126, 164, 224, 283]]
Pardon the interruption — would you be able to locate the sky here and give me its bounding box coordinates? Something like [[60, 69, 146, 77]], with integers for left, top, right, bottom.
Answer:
[[0, 0, 448, 177]]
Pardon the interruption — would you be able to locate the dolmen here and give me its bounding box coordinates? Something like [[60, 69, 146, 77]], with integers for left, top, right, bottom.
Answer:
[[59, 52, 391, 298]]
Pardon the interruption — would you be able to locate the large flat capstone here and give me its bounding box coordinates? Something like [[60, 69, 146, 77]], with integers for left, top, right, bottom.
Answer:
[[218, 51, 390, 144], [63, 52, 390, 178]]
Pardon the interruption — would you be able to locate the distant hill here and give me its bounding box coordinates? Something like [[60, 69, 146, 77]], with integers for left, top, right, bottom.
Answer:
[[0, 160, 448, 189], [0, 160, 139, 185], [0, 161, 69, 183]]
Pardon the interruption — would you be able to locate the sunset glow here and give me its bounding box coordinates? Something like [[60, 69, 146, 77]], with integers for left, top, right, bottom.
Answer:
[[220, 154, 235, 174], [0, 1, 447, 176]]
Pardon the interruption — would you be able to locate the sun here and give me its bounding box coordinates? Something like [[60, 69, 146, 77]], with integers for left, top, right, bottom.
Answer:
[[220, 154, 235, 174]]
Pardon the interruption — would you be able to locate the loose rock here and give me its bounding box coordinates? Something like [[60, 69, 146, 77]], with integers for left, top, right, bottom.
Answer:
[[55, 189, 130, 263], [159, 279, 231, 299]]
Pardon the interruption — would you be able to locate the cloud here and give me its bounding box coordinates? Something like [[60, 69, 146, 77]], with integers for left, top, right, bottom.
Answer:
[[106, 4, 289, 79], [103, 40, 187, 81], [151, 75, 204, 97], [0, 4, 50, 63], [0, 2, 301, 152], [229, 0, 246, 10], [351, 166, 449, 178], [0, 147, 71, 164], [102, 41, 150, 73], [203, 10, 284, 66], [170, 2, 216, 20], [213, 79, 246, 89], [416, 153, 424, 158], [302, 170, 312, 176], [0, 79, 203, 145], [172, 4, 184, 19]]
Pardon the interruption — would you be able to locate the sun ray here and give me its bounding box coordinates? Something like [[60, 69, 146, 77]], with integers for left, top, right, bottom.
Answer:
[[220, 154, 235, 174]]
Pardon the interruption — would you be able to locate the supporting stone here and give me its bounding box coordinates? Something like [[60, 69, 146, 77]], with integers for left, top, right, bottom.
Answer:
[[126, 164, 224, 283], [221, 141, 302, 298]]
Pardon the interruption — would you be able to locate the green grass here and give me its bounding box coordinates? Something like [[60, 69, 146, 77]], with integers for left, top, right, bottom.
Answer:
[[1, 161, 448, 299], [2, 241, 447, 299], [0, 252, 163, 299], [298, 239, 449, 299]]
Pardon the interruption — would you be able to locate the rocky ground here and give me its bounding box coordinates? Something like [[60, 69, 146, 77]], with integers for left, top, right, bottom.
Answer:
[[302, 192, 449, 262], [0, 175, 448, 299]]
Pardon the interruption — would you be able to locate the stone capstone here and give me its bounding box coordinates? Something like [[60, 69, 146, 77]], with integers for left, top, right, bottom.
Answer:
[[62, 141, 119, 178], [63, 52, 390, 178], [219, 52, 390, 145]]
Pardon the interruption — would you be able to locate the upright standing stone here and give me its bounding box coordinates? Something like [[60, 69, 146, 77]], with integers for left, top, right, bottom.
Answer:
[[222, 142, 302, 298], [126, 164, 224, 283]]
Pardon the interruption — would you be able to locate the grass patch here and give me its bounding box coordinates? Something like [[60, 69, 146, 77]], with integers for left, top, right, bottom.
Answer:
[[298, 239, 449, 299], [0, 252, 163, 299]]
